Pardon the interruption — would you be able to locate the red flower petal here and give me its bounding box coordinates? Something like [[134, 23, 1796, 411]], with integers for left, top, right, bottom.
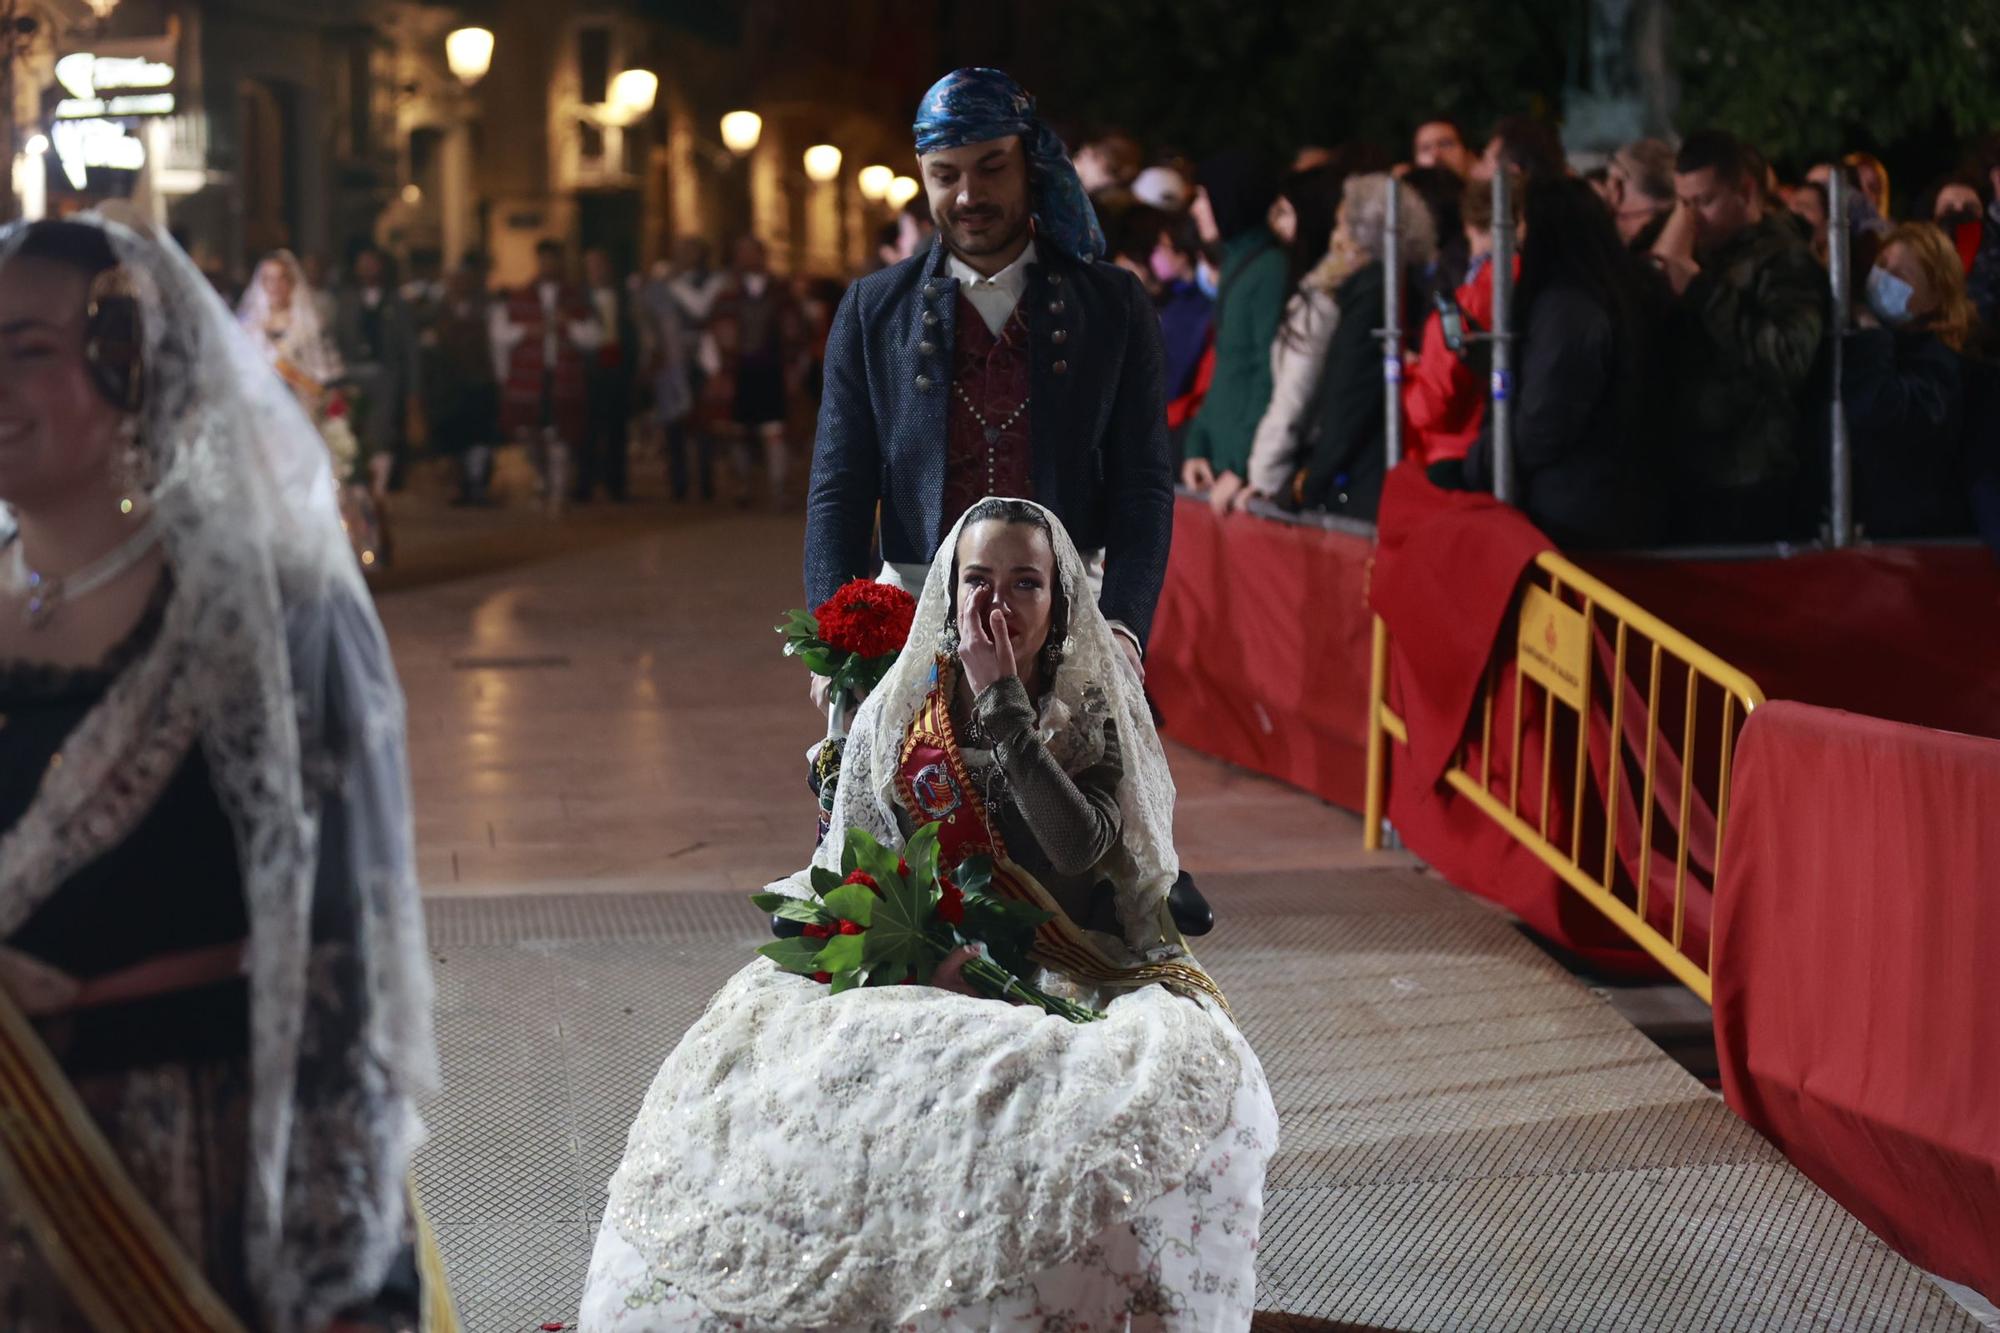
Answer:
[[838, 920, 863, 935], [813, 971, 832, 984]]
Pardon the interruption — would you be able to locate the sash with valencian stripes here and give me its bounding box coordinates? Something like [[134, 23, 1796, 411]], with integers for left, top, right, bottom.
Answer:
[[0, 985, 458, 1333], [895, 663, 1228, 1010]]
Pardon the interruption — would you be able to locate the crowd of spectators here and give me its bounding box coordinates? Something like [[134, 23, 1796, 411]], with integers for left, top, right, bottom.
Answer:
[[1067, 117, 2000, 554]]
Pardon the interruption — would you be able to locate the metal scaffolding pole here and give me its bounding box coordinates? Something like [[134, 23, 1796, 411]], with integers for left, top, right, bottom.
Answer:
[[1488, 166, 1517, 505], [1826, 170, 1854, 547], [1381, 175, 1404, 469]]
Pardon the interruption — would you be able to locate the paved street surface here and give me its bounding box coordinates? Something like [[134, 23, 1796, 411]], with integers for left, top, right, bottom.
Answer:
[[383, 463, 1976, 1332]]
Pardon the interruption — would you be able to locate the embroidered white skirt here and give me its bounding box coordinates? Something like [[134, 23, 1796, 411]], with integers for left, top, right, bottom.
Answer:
[[578, 969, 1276, 1333]]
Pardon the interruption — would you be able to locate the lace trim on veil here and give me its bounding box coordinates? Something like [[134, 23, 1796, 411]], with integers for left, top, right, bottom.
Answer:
[[603, 499, 1238, 1324], [0, 213, 435, 1333]]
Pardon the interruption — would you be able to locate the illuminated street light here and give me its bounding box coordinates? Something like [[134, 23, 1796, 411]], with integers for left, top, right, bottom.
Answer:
[[446, 28, 494, 87], [886, 174, 920, 209], [402, 183, 422, 205], [24, 134, 49, 156], [857, 164, 893, 201], [802, 144, 842, 184], [720, 110, 762, 156], [609, 69, 658, 121]]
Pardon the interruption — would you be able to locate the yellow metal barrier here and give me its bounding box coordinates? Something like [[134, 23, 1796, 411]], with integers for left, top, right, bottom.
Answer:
[[1364, 551, 1765, 1002]]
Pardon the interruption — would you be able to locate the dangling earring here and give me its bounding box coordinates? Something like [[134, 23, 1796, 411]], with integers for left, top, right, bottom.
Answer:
[[112, 417, 151, 513], [1039, 634, 1068, 680], [938, 621, 961, 656]]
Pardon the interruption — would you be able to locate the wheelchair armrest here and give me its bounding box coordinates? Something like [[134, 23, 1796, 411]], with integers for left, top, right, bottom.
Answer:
[[1168, 871, 1215, 937]]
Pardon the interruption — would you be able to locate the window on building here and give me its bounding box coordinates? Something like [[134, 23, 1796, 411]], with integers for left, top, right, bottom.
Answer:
[[409, 126, 444, 207], [578, 26, 611, 106], [580, 121, 605, 164]]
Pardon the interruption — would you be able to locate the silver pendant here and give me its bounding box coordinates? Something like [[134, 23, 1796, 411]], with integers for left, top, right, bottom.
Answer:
[[983, 426, 1001, 445]]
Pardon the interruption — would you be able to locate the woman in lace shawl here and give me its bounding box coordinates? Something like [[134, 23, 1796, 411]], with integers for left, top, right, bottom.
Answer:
[[0, 216, 440, 1328], [582, 498, 1277, 1331], [238, 249, 345, 406]]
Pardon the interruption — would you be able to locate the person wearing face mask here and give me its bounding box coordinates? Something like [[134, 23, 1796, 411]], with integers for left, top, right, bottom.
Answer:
[[1962, 135, 2000, 332], [1843, 223, 1981, 539]]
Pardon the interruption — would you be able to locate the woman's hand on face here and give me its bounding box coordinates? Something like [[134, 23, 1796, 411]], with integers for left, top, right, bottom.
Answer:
[[957, 585, 1017, 696]]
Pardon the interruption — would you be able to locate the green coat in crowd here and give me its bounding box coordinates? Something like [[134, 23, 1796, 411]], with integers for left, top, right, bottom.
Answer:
[[1184, 228, 1289, 478]]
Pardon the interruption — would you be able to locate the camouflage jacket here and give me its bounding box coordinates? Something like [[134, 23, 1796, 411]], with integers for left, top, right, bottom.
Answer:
[[1672, 215, 1828, 492]]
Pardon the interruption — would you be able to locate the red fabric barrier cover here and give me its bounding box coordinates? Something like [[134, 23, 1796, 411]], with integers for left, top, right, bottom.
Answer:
[[1147, 496, 1374, 811], [1714, 701, 2000, 1298], [1371, 462, 1653, 969], [1584, 546, 2000, 743], [1370, 460, 1549, 788]]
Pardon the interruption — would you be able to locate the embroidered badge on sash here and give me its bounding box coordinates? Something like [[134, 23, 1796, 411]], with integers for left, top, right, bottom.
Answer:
[[910, 763, 963, 820]]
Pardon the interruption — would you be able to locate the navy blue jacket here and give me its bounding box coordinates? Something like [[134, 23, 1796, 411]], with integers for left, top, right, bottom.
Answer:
[[804, 239, 1174, 646]]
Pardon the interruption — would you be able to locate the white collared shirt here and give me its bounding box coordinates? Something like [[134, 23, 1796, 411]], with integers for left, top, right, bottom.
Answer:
[[948, 239, 1038, 337]]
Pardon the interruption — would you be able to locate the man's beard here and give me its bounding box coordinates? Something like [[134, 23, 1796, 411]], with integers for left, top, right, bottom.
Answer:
[[945, 205, 1030, 258]]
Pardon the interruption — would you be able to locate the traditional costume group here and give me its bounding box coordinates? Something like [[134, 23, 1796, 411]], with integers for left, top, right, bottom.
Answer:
[[580, 69, 1274, 1331]]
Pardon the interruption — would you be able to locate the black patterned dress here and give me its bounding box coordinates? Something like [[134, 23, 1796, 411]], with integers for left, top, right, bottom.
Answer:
[[0, 581, 419, 1330]]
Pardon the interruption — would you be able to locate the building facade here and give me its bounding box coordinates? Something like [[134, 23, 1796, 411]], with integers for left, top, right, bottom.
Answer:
[[4, 0, 1039, 286]]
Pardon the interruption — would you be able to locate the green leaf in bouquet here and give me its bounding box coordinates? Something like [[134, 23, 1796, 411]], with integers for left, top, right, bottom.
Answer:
[[853, 655, 897, 694], [846, 828, 901, 883], [952, 854, 995, 897], [964, 891, 1054, 931], [761, 897, 833, 926], [903, 822, 942, 890], [820, 883, 876, 928], [798, 646, 837, 675], [811, 933, 867, 973], [862, 872, 939, 978], [758, 937, 827, 975], [960, 891, 1052, 980], [828, 970, 864, 996], [808, 866, 845, 899]]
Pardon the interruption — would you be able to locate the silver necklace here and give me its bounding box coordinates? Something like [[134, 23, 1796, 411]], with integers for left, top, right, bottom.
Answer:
[[952, 379, 1030, 445], [8, 517, 162, 629]]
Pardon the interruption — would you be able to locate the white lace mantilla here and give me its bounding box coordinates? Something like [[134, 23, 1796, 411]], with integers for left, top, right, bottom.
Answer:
[[602, 500, 1242, 1323], [0, 212, 436, 1333], [604, 962, 1239, 1326]]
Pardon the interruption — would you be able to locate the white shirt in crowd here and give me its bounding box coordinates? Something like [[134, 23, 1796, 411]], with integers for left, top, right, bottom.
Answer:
[[487, 277, 603, 379], [592, 288, 620, 349], [948, 238, 1038, 337], [667, 269, 729, 328]]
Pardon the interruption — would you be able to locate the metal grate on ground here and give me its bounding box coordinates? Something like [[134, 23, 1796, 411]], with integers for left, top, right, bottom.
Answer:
[[416, 872, 1977, 1333]]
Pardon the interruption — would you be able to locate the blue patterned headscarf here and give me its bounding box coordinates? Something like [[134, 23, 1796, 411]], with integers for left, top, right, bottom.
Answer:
[[912, 67, 1105, 264]]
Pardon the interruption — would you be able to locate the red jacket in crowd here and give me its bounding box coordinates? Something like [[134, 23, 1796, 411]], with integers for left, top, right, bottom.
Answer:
[[1403, 254, 1518, 466]]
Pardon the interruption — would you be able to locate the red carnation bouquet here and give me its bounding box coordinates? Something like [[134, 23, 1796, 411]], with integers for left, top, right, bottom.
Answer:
[[779, 579, 919, 709], [780, 579, 919, 826], [752, 824, 1104, 1023]]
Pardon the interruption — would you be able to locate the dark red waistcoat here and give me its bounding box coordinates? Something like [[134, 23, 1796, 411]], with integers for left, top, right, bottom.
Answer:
[[942, 291, 1035, 531]]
